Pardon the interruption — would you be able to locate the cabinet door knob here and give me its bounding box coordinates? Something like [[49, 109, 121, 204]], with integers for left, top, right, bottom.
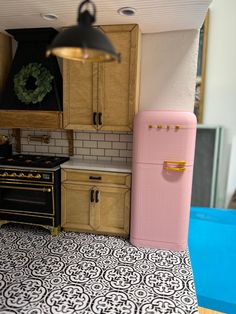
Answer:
[[90, 189, 95, 203], [98, 112, 102, 125], [95, 190, 99, 203], [93, 112, 97, 125]]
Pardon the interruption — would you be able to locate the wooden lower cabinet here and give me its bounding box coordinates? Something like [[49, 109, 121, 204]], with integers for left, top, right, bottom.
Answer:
[[62, 183, 95, 232], [95, 186, 130, 235], [61, 170, 131, 237]]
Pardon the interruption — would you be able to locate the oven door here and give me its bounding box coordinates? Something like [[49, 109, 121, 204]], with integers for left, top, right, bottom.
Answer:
[[0, 182, 54, 215]]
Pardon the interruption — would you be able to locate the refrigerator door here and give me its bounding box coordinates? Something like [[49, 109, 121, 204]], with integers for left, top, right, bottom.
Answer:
[[133, 110, 196, 166], [130, 110, 197, 251], [130, 162, 193, 250]]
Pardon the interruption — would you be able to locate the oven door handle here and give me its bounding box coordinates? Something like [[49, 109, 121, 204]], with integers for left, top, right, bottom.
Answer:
[[0, 185, 52, 193]]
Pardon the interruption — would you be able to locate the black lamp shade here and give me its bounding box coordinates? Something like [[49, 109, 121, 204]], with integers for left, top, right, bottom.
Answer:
[[47, 0, 120, 62], [47, 25, 119, 62]]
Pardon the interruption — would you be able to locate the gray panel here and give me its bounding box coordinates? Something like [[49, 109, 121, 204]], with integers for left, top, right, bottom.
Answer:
[[191, 128, 218, 207]]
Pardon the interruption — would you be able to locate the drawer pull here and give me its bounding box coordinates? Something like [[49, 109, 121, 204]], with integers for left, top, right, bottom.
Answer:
[[90, 189, 95, 203], [89, 176, 102, 180], [95, 190, 99, 203]]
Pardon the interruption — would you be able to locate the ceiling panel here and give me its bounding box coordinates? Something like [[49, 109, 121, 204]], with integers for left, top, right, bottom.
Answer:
[[0, 0, 212, 34]]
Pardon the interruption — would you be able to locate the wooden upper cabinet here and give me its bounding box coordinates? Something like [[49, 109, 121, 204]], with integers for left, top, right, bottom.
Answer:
[[63, 62, 98, 130], [63, 24, 141, 131]]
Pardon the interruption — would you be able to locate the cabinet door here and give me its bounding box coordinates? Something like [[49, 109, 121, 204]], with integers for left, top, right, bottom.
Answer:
[[61, 183, 97, 232], [96, 186, 130, 236], [0, 33, 11, 99], [63, 60, 98, 130], [97, 24, 140, 131]]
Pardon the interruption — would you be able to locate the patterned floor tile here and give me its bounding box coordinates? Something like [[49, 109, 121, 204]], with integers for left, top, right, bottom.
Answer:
[[0, 223, 198, 313]]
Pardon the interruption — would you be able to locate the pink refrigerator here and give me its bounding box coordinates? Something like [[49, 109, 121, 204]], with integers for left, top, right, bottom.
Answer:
[[130, 110, 197, 251]]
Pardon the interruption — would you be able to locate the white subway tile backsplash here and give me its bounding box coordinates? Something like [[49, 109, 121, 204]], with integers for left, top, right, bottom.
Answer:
[[105, 149, 119, 157], [83, 141, 97, 148], [112, 142, 127, 150], [127, 142, 133, 150], [0, 129, 133, 165], [61, 131, 70, 139], [50, 131, 62, 139], [62, 147, 71, 155], [36, 145, 49, 153], [0, 129, 10, 136], [34, 130, 50, 136], [120, 150, 132, 158], [76, 132, 90, 140], [21, 137, 29, 144], [72, 154, 83, 160], [105, 134, 119, 142], [55, 139, 69, 147], [91, 133, 105, 141], [22, 130, 34, 137], [91, 148, 104, 156], [112, 157, 127, 163], [22, 145, 35, 152], [78, 148, 90, 155], [98, 142, 112, 149], [84, 155, 98, 161], [98, 156, 112, 161], [49, 146, 63, 154], [120, 134, 133, 142], [74, 140, 83, 148]]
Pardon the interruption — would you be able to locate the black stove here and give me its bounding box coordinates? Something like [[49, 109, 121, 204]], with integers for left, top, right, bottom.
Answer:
[[0, 154, 69, 235], [0, 154, 69, 169]]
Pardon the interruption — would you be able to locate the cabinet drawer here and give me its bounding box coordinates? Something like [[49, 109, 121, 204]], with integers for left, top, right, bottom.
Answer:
[[62, 169, 131, 188]]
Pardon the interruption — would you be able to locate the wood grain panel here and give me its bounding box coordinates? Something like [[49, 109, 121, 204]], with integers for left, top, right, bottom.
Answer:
[[0, 32, 11, 102], [61, 169, 131, 188], [61, 169, 131, 236], [97, 186, 130, 236], [198, 307, 224, 314], [0, 110, 62, 129], [61, 183, 95, 232], [98, 24, 140, 131], [63, 60, 97, 130], [62, 24, 140, 132]]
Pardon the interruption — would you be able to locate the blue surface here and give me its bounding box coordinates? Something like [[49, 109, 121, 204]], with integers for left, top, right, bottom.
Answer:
[[188, 206, 236, 314]]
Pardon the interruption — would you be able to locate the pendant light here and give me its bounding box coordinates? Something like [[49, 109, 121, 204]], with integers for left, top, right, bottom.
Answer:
[[46, 0, 120, 62]]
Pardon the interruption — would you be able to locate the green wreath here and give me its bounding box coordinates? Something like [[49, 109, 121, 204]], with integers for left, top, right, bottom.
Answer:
[[14, 62, 54, 104]]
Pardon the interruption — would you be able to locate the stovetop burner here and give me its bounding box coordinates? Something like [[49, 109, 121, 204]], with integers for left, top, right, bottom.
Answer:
[[0, 154, 69, 168]]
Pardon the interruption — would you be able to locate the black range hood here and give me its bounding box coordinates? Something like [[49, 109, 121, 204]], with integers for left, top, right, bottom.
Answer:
[[0, 28, 62, 111]]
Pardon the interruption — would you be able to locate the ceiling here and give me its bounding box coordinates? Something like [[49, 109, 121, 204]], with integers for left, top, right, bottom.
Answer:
[[0, 0, 212, 35]]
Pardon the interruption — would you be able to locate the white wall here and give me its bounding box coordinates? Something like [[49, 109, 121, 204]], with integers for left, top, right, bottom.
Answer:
[[140, 29, 199, 111], [204, 0, 236, 207]]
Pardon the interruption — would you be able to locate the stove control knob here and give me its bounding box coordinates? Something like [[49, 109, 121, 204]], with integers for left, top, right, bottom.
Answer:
[[28, 174, 33, 178], [35, 174, 41, 179], [12, 173, 17, 177], [19, 173, 24, 177], [1, 172, 8, 177]]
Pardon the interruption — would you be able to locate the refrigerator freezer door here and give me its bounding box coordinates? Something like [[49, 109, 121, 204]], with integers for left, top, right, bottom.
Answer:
[[133, 110, 196, 165], [130, 162, 194, 251]]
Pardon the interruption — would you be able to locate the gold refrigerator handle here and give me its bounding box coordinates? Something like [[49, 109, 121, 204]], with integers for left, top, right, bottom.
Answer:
[[163, 160, 186, 172]]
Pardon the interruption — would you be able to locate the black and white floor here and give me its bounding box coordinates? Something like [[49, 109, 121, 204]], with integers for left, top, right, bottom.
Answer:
[[0, 224, 198, 314]]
